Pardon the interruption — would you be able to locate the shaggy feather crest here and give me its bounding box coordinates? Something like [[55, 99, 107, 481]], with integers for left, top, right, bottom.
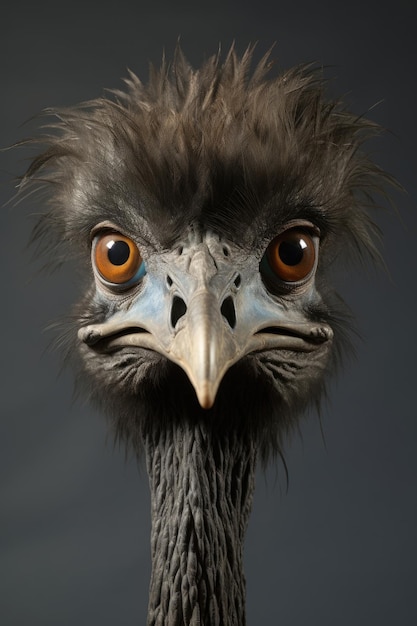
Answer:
[[22, 46, 388, 261]]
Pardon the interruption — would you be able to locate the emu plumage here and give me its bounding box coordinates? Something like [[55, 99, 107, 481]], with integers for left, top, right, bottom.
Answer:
[[21, 47, 388, 624]]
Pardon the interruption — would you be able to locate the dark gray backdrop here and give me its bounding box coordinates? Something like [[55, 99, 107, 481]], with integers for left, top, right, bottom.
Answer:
[[1, 1, 416, 624]]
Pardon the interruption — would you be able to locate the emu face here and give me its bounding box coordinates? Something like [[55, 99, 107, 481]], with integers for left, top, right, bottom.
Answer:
[[79, 220, 333, 406]]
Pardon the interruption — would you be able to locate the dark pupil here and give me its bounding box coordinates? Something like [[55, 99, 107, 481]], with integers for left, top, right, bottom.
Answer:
[[279, 240, 304, 266], [108, 240, 130, 266]]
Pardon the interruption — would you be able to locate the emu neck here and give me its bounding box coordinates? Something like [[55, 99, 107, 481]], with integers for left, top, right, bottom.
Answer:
[[143, 418, 257, 626]]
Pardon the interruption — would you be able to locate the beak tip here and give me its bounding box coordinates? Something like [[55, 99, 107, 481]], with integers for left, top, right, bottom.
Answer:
[[195, 383, 218, 410]]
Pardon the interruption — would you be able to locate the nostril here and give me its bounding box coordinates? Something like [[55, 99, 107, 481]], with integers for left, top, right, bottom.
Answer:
[[221, 296, 236, 329], [171, 295, 187, 328]]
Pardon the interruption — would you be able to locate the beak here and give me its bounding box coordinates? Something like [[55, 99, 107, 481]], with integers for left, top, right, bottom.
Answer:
[[161, 288, 239, 408], [78, 241, 332, 409]]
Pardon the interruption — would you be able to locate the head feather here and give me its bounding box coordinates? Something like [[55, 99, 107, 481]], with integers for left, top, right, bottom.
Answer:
[[19, 46, 392, 259]]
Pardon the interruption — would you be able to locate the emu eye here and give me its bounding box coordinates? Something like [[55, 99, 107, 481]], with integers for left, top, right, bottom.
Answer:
[[94, 232, 145, 285], [261, 229, 316, 284]]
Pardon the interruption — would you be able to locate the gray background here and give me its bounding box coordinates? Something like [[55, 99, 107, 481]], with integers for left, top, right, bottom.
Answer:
[[1, 1, 416, 624]]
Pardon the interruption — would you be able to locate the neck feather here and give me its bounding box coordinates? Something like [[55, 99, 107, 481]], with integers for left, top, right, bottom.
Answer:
[[143, 418, 257, 626]]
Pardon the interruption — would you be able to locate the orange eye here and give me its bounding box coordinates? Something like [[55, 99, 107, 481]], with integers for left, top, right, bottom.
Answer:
[[264, 229, 316, 283], [94, 232, 144, 285]]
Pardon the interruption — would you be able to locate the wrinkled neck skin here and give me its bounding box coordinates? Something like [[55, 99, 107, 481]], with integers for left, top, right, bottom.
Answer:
[[143, 417, 258, 626]]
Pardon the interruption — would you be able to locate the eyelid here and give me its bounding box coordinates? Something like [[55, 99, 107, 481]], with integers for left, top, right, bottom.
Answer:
[[90, 221, 134, 242], [273, 220, 320, 238]]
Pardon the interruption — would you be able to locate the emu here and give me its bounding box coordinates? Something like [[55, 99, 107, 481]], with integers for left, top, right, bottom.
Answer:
[[19, 46, 390, 625]]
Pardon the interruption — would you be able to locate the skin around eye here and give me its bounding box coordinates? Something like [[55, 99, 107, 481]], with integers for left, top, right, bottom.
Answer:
[[94, 232, 143, 284]]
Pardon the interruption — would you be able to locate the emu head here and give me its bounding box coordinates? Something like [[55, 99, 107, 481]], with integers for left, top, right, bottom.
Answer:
[[21, 47, 388, 459]]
